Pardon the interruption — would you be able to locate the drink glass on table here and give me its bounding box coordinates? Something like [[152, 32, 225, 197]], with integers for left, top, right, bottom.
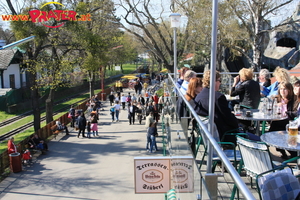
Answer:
[[276, 106, 281, 116], [286, 120, 298, 147], [286, 120, 298, 136], [234, 105, 240, 115]]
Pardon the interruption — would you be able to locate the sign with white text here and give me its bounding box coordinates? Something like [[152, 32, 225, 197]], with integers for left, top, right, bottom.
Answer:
[[115, 66, 121, 71]]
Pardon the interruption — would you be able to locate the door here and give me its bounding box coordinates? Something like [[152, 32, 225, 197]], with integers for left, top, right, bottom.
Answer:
[[9, 74, 15, 89]]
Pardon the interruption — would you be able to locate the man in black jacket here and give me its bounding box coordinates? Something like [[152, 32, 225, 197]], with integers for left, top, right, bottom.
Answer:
[[77, 113, 87, 138], [127, 102, 137, 125], [108, 92, 115, 106], [194, 70, 239, 143]]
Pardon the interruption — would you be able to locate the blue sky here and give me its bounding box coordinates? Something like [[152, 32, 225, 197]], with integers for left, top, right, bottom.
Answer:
[[0, 0, 298, 30]]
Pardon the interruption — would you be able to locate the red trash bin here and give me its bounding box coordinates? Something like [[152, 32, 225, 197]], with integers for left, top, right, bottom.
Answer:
[[9, 152, 22, 173]]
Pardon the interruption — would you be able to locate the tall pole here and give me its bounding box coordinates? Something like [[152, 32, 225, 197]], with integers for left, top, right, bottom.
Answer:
[[170, 13, 181, 82], [207, 0, 218, 173], [173, 27, 177, 82]]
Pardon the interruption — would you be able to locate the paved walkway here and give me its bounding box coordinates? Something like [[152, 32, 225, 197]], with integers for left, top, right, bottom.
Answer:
[[0, 92, 164, 200]]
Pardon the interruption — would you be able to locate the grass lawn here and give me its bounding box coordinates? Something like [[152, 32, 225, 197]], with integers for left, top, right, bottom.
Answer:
[[105, 64, 137, 77]]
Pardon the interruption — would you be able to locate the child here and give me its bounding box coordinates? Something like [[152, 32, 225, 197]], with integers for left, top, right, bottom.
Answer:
[[86, 121, 91, 138], [37, 140, 46, 154], [110, 106, 115, 122], [22, 149, 32, 164]]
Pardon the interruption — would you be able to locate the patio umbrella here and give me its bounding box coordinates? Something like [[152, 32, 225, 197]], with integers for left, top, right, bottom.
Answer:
[[121, 75, 137, 79]]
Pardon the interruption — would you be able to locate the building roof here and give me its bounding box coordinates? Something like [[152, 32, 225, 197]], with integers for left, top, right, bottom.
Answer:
[[0, 49, 18, 70]]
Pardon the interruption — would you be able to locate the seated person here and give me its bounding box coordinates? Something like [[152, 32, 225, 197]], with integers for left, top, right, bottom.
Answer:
[[22, 149, 32, 164], [55, 120, 69, 135], [230, 68, 260, 109], [194, 70, 260, 144], [36, 140, 45, 151], [269, 82, 296, 159], [26, 134, 37, 150], [33, 134, 48, 151]]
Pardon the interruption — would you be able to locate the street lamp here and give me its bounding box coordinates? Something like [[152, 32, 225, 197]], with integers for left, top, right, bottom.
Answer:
[[170, 13, 181, 82]]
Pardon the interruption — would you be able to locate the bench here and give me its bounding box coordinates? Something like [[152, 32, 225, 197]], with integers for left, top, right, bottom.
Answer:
[[50, 125, 64, 139]]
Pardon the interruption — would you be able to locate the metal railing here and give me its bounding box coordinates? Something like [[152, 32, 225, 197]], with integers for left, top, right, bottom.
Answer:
[[161, 73, 256, 199]]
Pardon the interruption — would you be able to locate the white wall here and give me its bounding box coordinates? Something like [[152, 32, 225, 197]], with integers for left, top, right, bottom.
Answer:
[[3, 64, 21, 89]]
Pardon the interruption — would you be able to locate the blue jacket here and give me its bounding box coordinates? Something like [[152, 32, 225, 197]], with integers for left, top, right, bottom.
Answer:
[[261, 81, 279, 97]]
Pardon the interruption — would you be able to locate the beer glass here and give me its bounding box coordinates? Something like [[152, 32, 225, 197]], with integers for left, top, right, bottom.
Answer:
[[286, 120, 298, 136]]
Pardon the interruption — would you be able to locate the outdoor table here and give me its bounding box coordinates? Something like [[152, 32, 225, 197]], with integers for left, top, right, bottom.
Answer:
[[260, 131, 300, 152], [261, 131, 300, 169], [235, 111, 287, 135]]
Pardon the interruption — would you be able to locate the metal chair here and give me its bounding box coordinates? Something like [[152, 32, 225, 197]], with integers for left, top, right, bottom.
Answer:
[[230, 136, 299, 200], [192, 117, 245, 173], [256, 165, 300, 200]]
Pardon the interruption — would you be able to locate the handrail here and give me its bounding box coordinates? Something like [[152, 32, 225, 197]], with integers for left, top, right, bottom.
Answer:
[[168, 73, 256, 200]]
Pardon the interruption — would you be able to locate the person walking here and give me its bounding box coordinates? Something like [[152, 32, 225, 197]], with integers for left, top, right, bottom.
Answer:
[[158, 95, 164, 113], [110, 106, 115, 122], [114, 100, 121, 122], [149, 122, 158, 153], [108, 92, 115, 106], [127, 102, 137, 125], [69, 105, 76, 128], [86, 121, 91, 138], [137, 94, 145, 106], [121, 94, 127, 110], [90, 112, 99, 136], [77, 113, 87, 138], [152, 102, 159, 122]]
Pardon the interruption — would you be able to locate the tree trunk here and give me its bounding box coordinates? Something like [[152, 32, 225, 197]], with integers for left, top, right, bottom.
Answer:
[[89, 79, 95, 97], [31, 87, 41, 131], [45, 88, 54, 123], [252, 14, 263, 72], [28, 69, 41, 132]]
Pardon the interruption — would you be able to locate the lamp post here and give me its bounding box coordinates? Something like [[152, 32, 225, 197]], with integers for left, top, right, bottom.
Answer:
[[170, 13, 181, 82]]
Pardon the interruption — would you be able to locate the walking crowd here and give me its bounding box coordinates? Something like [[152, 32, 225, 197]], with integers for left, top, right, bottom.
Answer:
[[63, 73, 175, 154]]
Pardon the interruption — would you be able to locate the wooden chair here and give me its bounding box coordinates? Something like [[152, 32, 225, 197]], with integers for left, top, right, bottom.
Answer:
[[256, 165, 300, 200], [230, 136, 299, 200]]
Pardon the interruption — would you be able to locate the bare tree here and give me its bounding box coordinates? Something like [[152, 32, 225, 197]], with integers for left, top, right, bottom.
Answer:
[[224, 0, 297, 71], [116, 0, 190, 72]]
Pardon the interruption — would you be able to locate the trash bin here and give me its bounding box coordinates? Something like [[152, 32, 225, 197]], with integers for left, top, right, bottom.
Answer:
[[9, 152, 22, 173]]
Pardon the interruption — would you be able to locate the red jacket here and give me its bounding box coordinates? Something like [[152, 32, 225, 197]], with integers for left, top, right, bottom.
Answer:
[[153, 95, 159, 104], [22, 151, 31, 160], [7, 140, 17, 154]]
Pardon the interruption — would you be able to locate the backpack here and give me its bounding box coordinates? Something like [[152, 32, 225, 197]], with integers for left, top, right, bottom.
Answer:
[[126, 96, 131, 102]]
